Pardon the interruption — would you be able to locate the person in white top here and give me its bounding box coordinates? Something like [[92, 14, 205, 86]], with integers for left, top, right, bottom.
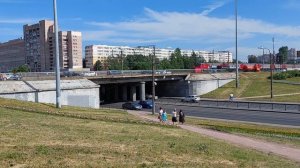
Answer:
[[171, 108, 177, 125], [158, 107, 163, 122]]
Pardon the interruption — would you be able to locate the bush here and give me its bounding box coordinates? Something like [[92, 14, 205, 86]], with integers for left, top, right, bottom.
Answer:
[[270, 70, 300, 80]]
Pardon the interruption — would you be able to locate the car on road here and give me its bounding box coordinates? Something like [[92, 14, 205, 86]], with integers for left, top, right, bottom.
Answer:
[[181, 95, 200, 103], [9, 74, 22, 80], [122, 102, 142, 110], [139, 100, 153, 109]]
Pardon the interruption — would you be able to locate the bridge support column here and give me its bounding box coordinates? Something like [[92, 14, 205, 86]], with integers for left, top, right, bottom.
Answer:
[[122, 85, 128, 101], [130, 85, 136, 101], [114, 85, 119, 101], [139, 82, 146, 101]]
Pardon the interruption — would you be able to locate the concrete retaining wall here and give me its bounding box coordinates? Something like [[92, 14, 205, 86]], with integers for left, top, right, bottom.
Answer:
[[0, 79, 100, 108], [189, 79, 233, 95], [157, 78, 233, 97]]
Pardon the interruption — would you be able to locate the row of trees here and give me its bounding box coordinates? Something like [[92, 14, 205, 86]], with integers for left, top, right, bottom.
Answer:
[[93, 48, 207, 70]]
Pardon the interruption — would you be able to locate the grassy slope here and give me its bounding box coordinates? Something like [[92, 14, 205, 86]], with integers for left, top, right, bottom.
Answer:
[[185, 117, 300, 148], [0, 99, 299, 167], [202, 72, 300, 102]]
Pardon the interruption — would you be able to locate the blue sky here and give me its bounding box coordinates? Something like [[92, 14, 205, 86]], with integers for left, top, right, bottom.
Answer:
[[1, 0, 300, 61]]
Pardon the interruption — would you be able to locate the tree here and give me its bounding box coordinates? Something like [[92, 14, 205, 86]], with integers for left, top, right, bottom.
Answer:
[[158, 58, 171, 69], [169, 48, 184, 69], [93, 60, 103, 71], [12, 64, 30, 73], [278, 46, 288, 64], [248, 55, 257, 63]]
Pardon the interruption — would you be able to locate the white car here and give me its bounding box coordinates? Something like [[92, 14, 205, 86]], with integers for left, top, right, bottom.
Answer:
[[181, 95, 200, 103]]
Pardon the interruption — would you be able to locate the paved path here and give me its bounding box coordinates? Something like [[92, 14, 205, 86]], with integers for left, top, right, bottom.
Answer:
[[128, 110, 300, 163]]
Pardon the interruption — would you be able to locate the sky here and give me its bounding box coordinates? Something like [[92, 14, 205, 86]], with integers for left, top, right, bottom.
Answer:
[[1, 0, 300, 61]]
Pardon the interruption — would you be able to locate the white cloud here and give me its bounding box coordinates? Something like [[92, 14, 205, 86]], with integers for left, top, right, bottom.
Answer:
[[84, 8, 300, 44], [0, 18, 38, 24], [201, 1, 228, 16]]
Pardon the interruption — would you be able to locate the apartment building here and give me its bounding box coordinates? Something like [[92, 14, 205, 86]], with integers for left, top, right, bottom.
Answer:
[[0, 39, 25, 72], [288, 48, 297, 63], [85, 45, 233, 69], [23, 20, 82, 72]]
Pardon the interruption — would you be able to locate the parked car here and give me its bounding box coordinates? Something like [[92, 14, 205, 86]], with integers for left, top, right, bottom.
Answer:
[[81, 72, 96, 77], [9, 74, 22, 80], [181, 95, 200, 103], [139, 100, 153, 109], [122, 102, 142, 110]]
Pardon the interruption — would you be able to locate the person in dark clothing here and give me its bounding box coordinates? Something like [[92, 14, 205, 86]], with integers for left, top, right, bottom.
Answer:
[[179, 110, 185, 124]]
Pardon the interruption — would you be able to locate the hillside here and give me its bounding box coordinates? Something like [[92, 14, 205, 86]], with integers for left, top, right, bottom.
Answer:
[[202, 72, 300, 102], [0, 99, 299, 167]]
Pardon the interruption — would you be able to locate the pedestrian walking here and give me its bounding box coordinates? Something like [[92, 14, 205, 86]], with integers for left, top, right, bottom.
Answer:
[[172, 109, 178, 125], [158, 107, 163, 122], [162, 110, 168, 124], [229, 93, 234, 102], [179, 110, 185, 124]]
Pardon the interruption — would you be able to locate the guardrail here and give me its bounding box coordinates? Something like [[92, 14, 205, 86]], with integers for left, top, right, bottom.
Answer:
[[158, 98, 300, 113], [201, 99, 300, 113]]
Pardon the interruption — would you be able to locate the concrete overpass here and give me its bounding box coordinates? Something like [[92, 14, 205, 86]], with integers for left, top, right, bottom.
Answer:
[[1, 71, 235, 107]]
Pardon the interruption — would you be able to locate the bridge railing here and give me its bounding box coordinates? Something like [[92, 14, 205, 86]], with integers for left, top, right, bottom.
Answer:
[[17, 69, 237, 79]]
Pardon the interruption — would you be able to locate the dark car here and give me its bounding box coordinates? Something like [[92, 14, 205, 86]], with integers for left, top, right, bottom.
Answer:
[[139, 100, 153, 109], [122, 102, 142, 110]]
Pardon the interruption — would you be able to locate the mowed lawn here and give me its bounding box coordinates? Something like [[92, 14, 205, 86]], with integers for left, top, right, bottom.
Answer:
[[203, 72, 300, 102], [0, 99, 299, 167]]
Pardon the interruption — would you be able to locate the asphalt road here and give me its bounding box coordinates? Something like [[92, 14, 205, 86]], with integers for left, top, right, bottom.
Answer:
[[102, 101, 300, 127]]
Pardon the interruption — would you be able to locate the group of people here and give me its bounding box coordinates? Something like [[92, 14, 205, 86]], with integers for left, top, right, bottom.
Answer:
[[158, 107, 185, 125]]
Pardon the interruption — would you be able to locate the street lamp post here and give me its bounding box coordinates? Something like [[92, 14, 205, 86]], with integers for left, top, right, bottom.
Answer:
[[118, 48, 124, 72], [258, 46, 273, 98], [258, 46, 265, 70], [137, 45, 156, 115], [235, 0, 239, 88], [53, 0, 61, 108]]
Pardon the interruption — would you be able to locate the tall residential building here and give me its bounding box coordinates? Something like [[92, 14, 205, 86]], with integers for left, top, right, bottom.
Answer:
[[288, 48, 297, 63], [85, 45, 233, 69], [23, 20, 82, 72], [0, 39, 25, 72], [23, 20, 54, 72]]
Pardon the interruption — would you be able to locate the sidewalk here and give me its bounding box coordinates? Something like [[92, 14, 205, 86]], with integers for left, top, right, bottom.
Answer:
[[128, 110, 300, 163]]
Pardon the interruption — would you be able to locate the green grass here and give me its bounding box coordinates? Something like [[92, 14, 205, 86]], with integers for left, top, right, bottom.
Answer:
[[184, 117, 300, 148], [202, 72, 300, 102], [286, 77, 300, 83], [1, 99, 300, 167]]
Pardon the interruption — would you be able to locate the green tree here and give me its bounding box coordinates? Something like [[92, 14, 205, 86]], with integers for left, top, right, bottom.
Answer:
[[93, 60, 103, 71], [12, 64, 30, 73], [125, 54, 152, 70], [278, 46, 288, 64], [106, 56, 123, 70], [169, 48, 184, 69], [158, 58, 171, 69], [248, 55, 258, 63]]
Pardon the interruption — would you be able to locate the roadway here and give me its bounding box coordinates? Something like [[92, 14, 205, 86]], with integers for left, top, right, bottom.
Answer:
[[101, 100, 300, 127]]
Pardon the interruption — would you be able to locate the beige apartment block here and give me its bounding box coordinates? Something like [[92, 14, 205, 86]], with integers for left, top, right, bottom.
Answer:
[[0, 39, 25, 72], [23, 20, 82, 72]]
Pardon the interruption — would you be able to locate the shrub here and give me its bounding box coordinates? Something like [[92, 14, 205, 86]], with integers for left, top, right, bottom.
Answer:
[[270, 70, 300, 80]]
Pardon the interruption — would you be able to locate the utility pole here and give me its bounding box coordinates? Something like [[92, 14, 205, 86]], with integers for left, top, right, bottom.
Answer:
[[152, 46, 156, 115], [53, 0, 61, 108], [271, 37, 275, 99], [235, 0, 239, 88]]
